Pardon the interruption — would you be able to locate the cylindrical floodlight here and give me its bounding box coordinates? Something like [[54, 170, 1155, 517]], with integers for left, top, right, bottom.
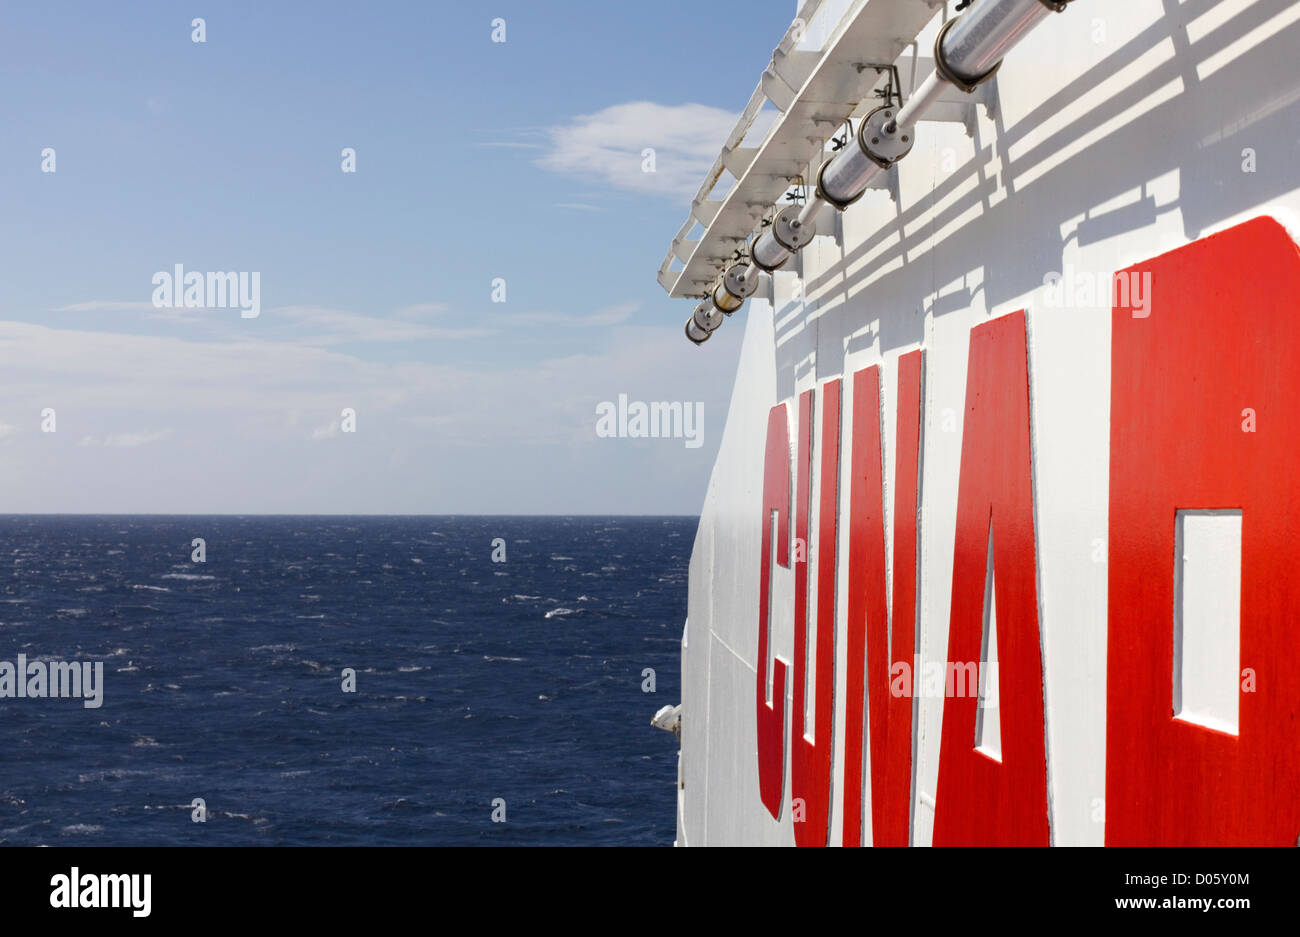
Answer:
[[750, 204, 818, 272], [685, 316, 711, 345], [936, 0, 1064, 91], [693, 298, 726, 333], [712, 284, 745, 313], [751, 229, 792, 272], [817, 105, 915, 209], [712, 262, 762, 314]]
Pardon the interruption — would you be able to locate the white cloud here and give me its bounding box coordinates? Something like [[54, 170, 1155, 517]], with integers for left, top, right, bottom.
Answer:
[[394, 303, 449, 320], [106, 430, 172, 448], [538, 101, 744, 200], [77, 431, 172, 448], [474, 141, 544, 150], [310, 420, 340, 441], [47, 301, 490, 345], [510, 301, 640, 327], [0, 315, 737, 513], [52, 301, 159, 313], [269, 306, 494, 345]]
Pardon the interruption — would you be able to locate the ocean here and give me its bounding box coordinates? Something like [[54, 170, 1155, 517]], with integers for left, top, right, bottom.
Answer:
[[0, 515, 691, 846]]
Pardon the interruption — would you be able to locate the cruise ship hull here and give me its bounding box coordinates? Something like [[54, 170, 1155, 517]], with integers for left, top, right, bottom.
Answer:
[[665, 0, 1300, 846]]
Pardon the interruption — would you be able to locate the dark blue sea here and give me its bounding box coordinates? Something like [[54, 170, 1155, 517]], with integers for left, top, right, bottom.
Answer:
[[0, 516, 691, 846]]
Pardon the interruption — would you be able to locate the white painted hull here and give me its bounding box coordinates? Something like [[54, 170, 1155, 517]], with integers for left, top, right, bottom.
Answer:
[[669, 0, 1300, 846]]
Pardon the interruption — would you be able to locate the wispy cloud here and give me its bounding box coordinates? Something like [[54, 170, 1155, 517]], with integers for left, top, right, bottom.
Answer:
[[270, 306, 493, 345], [78, 430, 172, 448], [474, 141, 545, 150], [537, 101, 744, 200], [510, 301, 640, 327], [0, 316, 732, 512], [52, 301, 159, 313], [46, 301, 489, 345], [309, 420, 341, 441], [394, 303, 449, 320]]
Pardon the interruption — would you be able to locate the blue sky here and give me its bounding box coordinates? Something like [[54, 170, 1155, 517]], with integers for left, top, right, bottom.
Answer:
[[0, 1, 797, 513]]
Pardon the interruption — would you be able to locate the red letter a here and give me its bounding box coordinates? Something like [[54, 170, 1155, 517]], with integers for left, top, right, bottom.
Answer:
[[933, 311, 1049, 846]]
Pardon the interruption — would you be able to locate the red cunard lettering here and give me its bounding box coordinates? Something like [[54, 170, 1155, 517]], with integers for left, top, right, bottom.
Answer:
[[1106, 216, 1300, 845], [792, 385, 839, 845], [755, 221, 1300, 845], [882, 350, 923, 846], [763, 359, 923, 845], [757, 403, 791, 818], [843, 354, 923, 847], [932, 311, 1050, 846], [842, 366, 886, 846]]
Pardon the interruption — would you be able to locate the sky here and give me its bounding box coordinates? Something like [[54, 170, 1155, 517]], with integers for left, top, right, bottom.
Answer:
[[0, 1, 799, 514]]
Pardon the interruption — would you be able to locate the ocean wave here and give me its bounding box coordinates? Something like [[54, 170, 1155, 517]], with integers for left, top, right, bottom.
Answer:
[[129, 584, 171, 592], [544, 607, 579, 619], [79, 769, 155, 783], [209, 811, 269, 825], [160, 573, 216, 581]]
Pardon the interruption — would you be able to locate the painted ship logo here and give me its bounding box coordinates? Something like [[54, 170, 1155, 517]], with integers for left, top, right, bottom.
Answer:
[[753, 217, 1300, 846]]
